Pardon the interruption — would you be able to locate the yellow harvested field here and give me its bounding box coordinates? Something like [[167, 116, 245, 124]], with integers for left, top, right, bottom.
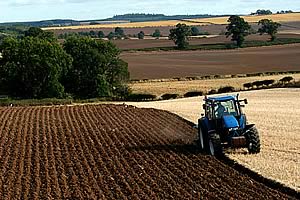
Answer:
[[123, 88, 300, 191], [43, 13, 300, 30], [42, 20, 204, 30], [130, 74, 300, 96], [188, 13, 300, 24]]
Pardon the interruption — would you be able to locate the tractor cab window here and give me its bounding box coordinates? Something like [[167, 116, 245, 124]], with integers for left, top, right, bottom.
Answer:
[[214, 100, 238, 119]]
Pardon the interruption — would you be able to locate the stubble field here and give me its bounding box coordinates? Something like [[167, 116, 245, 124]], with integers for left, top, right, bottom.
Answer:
[[0, 104, 296, 199]]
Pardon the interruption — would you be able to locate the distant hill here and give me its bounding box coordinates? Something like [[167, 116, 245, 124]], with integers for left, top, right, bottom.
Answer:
[[103, 13, 223, 22], [0, 14, 223, 27], [0, 19, 80, 27]]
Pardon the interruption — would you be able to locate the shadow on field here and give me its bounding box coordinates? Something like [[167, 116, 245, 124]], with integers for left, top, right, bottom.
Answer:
[[126, 141, 300, 199], [218, 155, 300, 199]]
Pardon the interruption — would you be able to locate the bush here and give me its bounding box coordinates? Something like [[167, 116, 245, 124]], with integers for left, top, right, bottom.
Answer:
[[126, 93, 156, 101], [218, 86, 235, 93], [280, 76, 294, 83], [243, 82, 253, 89], [262, 79, 275, 86], [208, 89, 217, 95], [184, 91, 204, 98], [161, 93, 179, 100], [252, 81, 264, 88]]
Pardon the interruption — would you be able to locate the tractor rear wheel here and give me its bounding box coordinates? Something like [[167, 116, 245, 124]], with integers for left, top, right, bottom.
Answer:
[[206, 132, 223, 156], [246, 126, 261, 154]]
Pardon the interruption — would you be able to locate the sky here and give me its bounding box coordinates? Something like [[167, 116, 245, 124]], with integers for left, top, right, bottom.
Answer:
[[0, 0, 299, 23]]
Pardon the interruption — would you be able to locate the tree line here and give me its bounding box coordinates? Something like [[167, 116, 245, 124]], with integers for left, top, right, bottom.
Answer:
[[0, 27, 129, 99], [251, 9, 293, 15], [58, 26, 208, 40], [169, 15, 281, 49]]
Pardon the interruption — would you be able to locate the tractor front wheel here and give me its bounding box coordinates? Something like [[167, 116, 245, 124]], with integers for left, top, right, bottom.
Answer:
[[246, 126, 261, 154], [207, 132, 223, 156]]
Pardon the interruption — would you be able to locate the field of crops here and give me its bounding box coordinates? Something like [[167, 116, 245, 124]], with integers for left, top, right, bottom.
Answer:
[[126, 88, 300, 192], [0, 104, 296, 199]]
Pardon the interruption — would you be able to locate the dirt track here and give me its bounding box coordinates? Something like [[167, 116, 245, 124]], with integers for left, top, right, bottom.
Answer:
[[122, 43, 300, 79], [0, 104, 296, 199]]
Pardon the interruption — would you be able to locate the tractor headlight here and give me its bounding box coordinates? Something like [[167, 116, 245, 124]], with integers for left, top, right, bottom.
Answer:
[[229, 127, 239, 131]]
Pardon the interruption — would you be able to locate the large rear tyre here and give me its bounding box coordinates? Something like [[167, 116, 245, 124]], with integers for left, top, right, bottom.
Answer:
[[246, 126, 261, 154], [206, 132, 223, 156]]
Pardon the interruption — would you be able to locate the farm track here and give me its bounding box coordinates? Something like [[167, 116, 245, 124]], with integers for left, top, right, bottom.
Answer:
[[0, 105, 297, 199]]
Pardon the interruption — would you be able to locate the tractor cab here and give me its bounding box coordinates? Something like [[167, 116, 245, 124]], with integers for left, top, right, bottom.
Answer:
[[198, 94, 260, 156], [203, 95, 247, 132]]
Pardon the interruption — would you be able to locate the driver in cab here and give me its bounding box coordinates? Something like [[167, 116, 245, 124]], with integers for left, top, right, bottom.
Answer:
[[215, 102, 227, 118]]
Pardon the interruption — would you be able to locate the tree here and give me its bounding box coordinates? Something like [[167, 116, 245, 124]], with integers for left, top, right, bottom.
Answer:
[[169, 23, 192, 49], [98, 31, 105, 38], [63, 37, 129, 98], [152, 29, 161, 38], [251, 9, 272, 15], [24, 27, 55, 42], [226, 15, 251, 47], [114, 27, 124, 39], [191, 26, 200, 36], [137, 31, 145, 39], [89, 30, 97, 38], [0, 37, 72, 98], [107, 32, 115, 40], [258, 19, 281, 41]]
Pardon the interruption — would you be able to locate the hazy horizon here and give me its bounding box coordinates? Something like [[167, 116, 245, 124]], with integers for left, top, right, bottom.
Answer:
[[0, 0, 299, 23]]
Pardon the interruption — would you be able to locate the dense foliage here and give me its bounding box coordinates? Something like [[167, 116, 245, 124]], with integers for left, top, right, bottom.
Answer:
[[0, 36, 72, 98], [63, 37, 129, 98], [0, 27, 130, 99]]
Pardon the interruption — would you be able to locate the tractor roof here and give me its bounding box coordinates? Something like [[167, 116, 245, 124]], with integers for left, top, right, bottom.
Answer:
[[206, 95, 236, 102]]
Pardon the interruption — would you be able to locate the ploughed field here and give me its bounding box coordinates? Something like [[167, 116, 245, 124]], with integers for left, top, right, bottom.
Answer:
[[122, 43, 300, 80], [0, 105, 294, 199], [114, 34, 300, 50]]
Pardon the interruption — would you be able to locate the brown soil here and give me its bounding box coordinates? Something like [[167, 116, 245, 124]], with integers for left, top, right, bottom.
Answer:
[[121, 43, 300, 79], [0, 104, 297, 199], [113, 34, 300, 50]]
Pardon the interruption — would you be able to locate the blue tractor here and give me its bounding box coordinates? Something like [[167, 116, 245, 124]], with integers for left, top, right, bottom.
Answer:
[[198, 94, 261, 156]]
